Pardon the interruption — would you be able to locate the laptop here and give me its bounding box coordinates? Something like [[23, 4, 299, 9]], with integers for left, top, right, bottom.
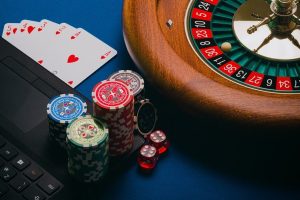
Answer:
[[0, 38, 144, 200]]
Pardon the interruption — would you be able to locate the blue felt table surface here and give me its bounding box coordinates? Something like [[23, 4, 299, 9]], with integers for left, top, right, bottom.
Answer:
[[1, 1, 300, 200]]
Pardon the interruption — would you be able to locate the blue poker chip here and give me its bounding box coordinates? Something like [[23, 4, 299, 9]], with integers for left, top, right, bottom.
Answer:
[[47, 94, 88, 124]]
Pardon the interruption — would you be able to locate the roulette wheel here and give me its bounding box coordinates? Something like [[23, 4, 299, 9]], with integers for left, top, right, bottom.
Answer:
[[123, 0, 300, 127]]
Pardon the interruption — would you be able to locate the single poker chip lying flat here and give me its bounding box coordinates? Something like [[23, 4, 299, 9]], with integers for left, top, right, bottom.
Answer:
[[109, 70, 145, 97], [92, 80, 133, 111], [47, 94, 87, 124], [66, 115, 108, 148]]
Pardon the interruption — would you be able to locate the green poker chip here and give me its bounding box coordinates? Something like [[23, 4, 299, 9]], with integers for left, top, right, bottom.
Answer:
[[66, 115, 108, 148]]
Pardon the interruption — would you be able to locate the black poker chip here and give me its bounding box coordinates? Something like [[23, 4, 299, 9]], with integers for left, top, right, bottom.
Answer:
[[134, 99, 157, 137]]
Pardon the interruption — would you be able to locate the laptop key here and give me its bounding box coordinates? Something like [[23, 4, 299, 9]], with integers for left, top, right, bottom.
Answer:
[[22, 186, 46, 200], [9, 175, 30, 192], [0, 165, 16, 181], [23, 165, 43, 181], [0, 145, 18, 161], [12, 156, 30, 171], [37, 175, 60, 195], [0, 181, 9, 197]]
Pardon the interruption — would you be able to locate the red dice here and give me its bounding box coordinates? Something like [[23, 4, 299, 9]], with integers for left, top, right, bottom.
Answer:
[[137, 145, 159, 170], [148, 130, 170, 155]]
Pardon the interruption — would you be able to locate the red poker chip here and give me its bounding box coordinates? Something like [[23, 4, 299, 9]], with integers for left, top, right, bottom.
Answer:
[[105, 115, 134, 126], [92, 80, 133, 111], [109, 133, 128, 139], [109, 143, 132, 149], [110, 130, 134, 139], [110, 129, 133, 138], [110, 145, 132, 153], [109, 117, 134, 127], [110, 142, 133, 153], [109, 134, 132, 143], [113, 117, 134, 125], [113, 120, 133, 129], [113, 132, 133, 141], [110, 141, 133, 149], [110, 131, 132, 139], [94, 98, 134, 114], [92, 80, 135, 157], [95, 105, 134, 122], [109, 127, 134, 136], [109, 126, 134, 134], [110, 135, 133, 145], [110, 130, 133, 137], [112, 129, 132, 136]]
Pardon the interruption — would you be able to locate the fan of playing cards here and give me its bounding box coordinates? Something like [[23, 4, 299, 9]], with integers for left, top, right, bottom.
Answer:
[[2, 19, 117, 87]]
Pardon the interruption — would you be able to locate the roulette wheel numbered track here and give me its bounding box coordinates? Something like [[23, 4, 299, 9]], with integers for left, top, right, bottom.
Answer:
[[123, 0, 300, 127]]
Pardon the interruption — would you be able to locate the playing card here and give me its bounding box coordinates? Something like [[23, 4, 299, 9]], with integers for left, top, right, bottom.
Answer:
[[2, 23, 19, 41], [34, 21, 81, 73], [2, 20, 77, 72], [17, 20, 59, 66], [3, 20, 41, 60], [57, 23, 77, 34], [2, 19, 117, 88], [38, 28, 117, 87], [19, 20, 39, 34]]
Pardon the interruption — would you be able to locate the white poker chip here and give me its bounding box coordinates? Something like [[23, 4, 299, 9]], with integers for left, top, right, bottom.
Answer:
[[109, 70, 145, 97]]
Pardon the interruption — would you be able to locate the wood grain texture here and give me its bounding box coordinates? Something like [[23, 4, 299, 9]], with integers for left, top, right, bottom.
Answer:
[[123, 0, 300, 127]]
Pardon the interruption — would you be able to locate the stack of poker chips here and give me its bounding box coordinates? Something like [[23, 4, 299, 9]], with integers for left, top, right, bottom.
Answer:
[[109, 70, 169, 171], [92, 80, 135, 156], [109, 70, 158, 138], [47, 94, 87, 148], [66, 115, 109, 183]]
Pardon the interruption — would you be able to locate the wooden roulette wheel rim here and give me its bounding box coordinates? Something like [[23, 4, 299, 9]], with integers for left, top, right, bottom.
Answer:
[[122, 0, 300, 127]]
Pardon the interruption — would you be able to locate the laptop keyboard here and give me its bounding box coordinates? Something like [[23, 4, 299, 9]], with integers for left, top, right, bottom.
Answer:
[[0, 135, 62, 200]]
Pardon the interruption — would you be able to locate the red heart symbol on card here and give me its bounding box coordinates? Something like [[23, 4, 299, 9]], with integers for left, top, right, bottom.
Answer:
[[38, 60, 43, 65], [100, 51, 112, 60], [38, 27, 42, 32], [68, 81, 74, 85], [6, 32, 10, 36], [27, 26, 35, 34], [20, 29, 25, 32], [56, 31, 60, 35], [12, 28, 17, 34], [67, 55, 79, 63], [71, 36, 75, 40]]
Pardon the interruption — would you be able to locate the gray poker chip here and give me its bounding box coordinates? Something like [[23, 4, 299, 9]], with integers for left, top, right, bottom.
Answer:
[[109, 70, 145, 100]]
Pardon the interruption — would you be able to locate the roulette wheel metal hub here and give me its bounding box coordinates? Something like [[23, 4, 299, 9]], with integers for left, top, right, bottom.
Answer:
[[233, 0, 300, 61]]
